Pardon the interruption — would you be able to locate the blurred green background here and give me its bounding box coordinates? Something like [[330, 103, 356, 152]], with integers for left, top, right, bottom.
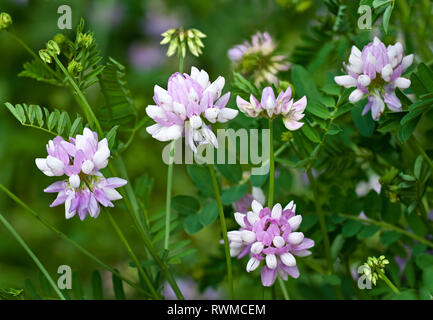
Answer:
[[0, 0, 331, 299]]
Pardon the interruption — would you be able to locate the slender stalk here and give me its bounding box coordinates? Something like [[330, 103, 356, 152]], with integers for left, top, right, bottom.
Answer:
[[106, 211, 160, 299], [208, 163, 233, 299], [0, 212, 66, 300], [378, 270, 400, 294], [52, 55, 103, 135], [7, 31, 63, 82], [338, 212, 433, 249], [0, 184, 153, 298], [164, 140, 176, 251], [178, 54, 184, 74], [411, 136, 433, 173], [306, 170, 344, 299], [306, 170, 333, 271], [278, 278, 290, 300], [268, 118, 275, 207]]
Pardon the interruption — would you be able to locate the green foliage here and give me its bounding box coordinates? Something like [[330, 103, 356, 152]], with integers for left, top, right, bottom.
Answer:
[[98, 57, 137, 129], [4, 102, 83, 137]]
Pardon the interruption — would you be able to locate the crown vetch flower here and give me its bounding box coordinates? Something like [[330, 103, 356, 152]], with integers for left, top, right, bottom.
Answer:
[[228, 32, 290, 86], [44, 174, 126, 220], [335, 37, 413, 121], [236, 86, 307, 131], [35, 128, 127, 220], [228, 200, 314, 287], [146, 66, 238, 152]]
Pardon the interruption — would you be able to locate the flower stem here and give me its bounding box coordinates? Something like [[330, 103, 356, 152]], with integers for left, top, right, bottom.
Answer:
[[378, 270, 400, 294], [178, 54, 184, 74], [0, 212, 66, 300], [411, 136, 433, 173], [277, 278, 290, 300], [208, 163, 234, 299], [52, 55, 103, 135], [164, 140, 176, 251], [338, 212, 433, 249], [268, 118, 275, 207], [7, 31, 63, 82], [0, 184, 153, 298], [106, 211, 160, 299], [306, 169, 344, 299]]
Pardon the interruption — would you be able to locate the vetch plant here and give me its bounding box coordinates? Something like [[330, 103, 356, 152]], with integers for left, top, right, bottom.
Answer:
[[1, 1, 433, 301]]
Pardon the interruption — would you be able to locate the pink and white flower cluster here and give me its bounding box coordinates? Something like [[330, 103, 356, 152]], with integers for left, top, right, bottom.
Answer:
[[35, 128, 127, 220], [335, 37, 413, 121], [236, 86, 307, 130], [228, 32, 290, 86], [146, 66, 238, 153], [228, 200, 314, 286]]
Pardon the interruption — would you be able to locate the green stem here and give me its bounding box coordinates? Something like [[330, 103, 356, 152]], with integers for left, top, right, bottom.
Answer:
[[306, 170, 333, 271], [277, 278, 290, 300], [306, 170, 344, 299], [164, 140, 176, 251], [0, 212, 66, 300], [52, 55, 103, 135], [378, 270, 400, 294], [178, 54, 184, 74], [208, 163, 233, 299], [338, 212, 433, 249], [411, 136, 433, 173], [7, 31, 63, 82], [0, 184, 153, 298], [106, 211, 160, 299], [268, 118, 275, 207]]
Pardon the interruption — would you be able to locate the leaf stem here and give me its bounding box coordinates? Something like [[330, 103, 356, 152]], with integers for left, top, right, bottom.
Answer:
[[208, 163, 234, 299], [338, 212, 433, 249], [106, 211, 160, 299], [411, 136, 433, 173], [164, 140, 176, 251], [268, 118, 275, 207], [0, 212, 66, 300], [52, 55, 103, 135]]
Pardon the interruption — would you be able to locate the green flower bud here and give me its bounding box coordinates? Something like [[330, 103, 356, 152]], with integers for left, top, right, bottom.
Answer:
[[77, 32, 94, 49], [53, 33, 67, 45], [46, 40, 61, 56], [0, 12, 13, 30], [67, 60, 83, 76], [39, 49, 52, 64], [160, 27, 206, 58]]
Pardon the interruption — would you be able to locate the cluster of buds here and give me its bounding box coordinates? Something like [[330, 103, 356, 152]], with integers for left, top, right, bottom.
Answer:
[[362, 255, 389, 286], [160, 27, 206, 58], [228, 32, 291, 86], [0, 12, 12, 31], [68, 59, 83, 76], [39, 40, 61, 64], [76, 31, 94, 49]]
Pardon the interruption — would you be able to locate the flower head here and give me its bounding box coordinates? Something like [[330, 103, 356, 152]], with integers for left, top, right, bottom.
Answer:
[[361, 255, 389, 286], [35, 128, 127, 220], [335, 37, 413, 121], [0, 12, 13, 31], [236, 86, 307, 131], [228, 200, 314, 286], [146, 66, 238, 152], [228, 32, 290, 86]]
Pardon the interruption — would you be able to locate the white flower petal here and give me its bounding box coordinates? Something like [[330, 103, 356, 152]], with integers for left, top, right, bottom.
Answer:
[[281, 252, 296, 267]]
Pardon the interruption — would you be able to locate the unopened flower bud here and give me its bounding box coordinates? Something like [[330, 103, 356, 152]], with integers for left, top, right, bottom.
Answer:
[[39, 49, 52, 64], [77, 32, 94, 49], [67, 60, 83, 76], [0, 12, 12, 31], [46, 40, 61, 56]]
